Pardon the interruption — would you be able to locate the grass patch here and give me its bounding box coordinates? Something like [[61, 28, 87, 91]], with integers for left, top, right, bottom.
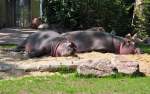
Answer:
[[57, 65, 76, 74], [75, 72, 145, 79], [0, 44, 16, 49], [0, 74, 150, 94]]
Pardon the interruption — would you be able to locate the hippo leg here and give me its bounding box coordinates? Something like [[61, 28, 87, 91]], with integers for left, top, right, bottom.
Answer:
[[14, 39, 28, 52], [26, 50, 46, 58], [25, 46, 50, 58]]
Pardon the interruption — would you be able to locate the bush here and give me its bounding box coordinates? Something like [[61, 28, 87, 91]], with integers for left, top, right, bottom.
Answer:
[[42, 0, 135, 36]]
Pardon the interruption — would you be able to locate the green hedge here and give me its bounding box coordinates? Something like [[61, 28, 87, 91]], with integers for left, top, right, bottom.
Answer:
[[42, 0, 135, 36]]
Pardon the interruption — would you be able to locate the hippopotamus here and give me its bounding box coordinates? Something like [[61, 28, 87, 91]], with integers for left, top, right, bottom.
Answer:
[[61, 31, 141, 54], [24, 37, 76, 58], [14, 30, 76, 58]]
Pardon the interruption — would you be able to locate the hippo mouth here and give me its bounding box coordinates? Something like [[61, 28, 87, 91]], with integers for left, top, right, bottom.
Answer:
[[112, 35, 140, 54], [119, 40, 141, 54], [119, 43, 135, 54]]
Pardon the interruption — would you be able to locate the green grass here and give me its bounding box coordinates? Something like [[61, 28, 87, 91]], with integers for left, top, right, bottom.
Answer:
[[0, 74, 150, 94], [0, 44, 16, 49]]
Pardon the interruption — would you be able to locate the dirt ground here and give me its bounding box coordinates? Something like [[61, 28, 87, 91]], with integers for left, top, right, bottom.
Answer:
[[1, 49, 150, 79]]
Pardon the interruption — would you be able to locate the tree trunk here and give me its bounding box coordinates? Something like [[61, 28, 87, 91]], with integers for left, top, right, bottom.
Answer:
[[132, 0, 144, 25]]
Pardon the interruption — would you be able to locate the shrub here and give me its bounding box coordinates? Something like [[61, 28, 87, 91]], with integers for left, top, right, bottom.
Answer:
[[42, 0, 135, 36]]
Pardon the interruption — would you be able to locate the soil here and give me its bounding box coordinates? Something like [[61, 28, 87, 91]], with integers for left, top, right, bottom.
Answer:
[[0, 49, 150, 79]]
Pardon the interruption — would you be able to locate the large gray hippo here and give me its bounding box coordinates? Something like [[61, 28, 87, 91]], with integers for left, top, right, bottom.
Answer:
[[61, 31, 141, 54], [13, 29, 140, 58], [14, 30, 76, 58]]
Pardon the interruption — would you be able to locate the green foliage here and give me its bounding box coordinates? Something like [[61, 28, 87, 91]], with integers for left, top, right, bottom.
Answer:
[[42, 0, 134, 35]]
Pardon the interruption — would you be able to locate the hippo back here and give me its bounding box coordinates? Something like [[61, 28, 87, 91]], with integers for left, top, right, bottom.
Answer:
[[27, 30, 60, 49], [62, 31, 115, 52], [15, 30, 60, 52]]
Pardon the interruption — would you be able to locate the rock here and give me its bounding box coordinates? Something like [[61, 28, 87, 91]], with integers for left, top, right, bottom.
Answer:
[[0, 64, 12, 72], [32, 17, 42, 29], [38, 23, 49, 30], [16, 59, 80, 72], [77, 59, 116, 77], [111, 55, 139, 74]]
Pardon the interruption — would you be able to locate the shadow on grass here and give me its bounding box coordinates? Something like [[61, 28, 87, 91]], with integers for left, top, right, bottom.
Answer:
[[75, 72, 145, 79], [55, 65, 146, 78], [56, 65, 76, 74]]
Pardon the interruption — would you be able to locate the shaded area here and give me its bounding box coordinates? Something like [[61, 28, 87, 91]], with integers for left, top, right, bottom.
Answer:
[[0, 28, 38, 44]]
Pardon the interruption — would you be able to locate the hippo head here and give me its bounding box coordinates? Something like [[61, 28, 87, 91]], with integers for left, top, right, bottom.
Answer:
[[54, 40, 77, 57], [119, 39, 141, 54]]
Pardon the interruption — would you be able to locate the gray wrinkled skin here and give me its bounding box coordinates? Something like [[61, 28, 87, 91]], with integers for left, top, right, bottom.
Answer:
[[15, 30, 60, 52], [13, 30, 60, 57], [61, 31, 140, 54]]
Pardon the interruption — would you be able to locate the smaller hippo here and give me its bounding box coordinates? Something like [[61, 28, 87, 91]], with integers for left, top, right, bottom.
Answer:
[[13, 30, 76, 58], [25, 37, 76, 58]]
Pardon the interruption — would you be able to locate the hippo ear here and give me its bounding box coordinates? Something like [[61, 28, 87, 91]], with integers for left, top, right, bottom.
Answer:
[[70, 42, 77, 50], [65, 41, 77, 51], [122, 39, 128, 47], [65, 42, 72, 47]]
